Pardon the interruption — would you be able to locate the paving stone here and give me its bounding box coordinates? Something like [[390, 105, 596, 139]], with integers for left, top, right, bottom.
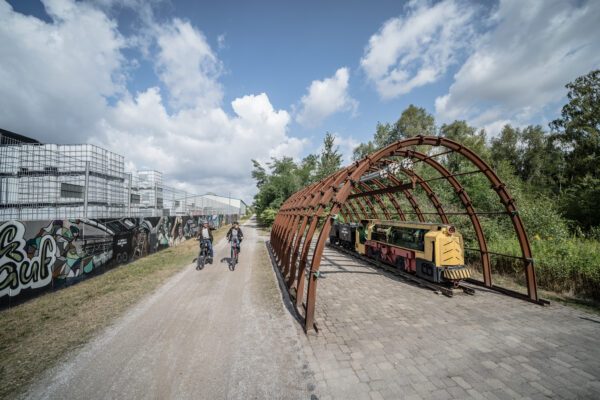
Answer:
[[450, 376, 472, 389], [297, 246, 600, 400]]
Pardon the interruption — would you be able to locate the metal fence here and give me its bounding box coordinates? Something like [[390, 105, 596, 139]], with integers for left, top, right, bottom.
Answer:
[[0, 133, 245, 220]]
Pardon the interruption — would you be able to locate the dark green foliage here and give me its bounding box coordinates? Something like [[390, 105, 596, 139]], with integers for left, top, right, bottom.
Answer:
[[490, 125, 520, 171], [252, 134, 342, 225], [560, 175, 600, 229], [373, 122, 394, 148], [252, 157, 303, 225], [440, 120, 489, 170], [316, 132, 342, 181], [352, 141, 376, 160], [491, 125, 565, 191], [393, 104, 436, 139], [551, 69, 600, 182], [550, 69, 600, 227], [251, 70, 600, 301]]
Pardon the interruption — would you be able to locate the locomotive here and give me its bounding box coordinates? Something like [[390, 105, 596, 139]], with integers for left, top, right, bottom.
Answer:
[[329, 220, 471, 284]]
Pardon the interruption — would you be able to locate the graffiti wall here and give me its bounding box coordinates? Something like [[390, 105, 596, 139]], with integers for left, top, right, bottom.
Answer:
[[0, 215, 230, 307]]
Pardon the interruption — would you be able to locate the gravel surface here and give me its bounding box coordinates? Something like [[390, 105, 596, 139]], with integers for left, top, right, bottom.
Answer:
[[23, 217, 316, 400]]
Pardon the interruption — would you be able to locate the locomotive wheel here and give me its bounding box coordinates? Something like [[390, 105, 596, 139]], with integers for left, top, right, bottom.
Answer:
[[395, 257, 405, 271]]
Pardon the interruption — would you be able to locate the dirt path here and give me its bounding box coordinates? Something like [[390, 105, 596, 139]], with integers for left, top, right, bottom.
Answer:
[[23, 217, 316, 400]]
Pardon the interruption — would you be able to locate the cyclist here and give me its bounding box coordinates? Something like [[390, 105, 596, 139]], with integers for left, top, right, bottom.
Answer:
[[197, 221, 214, 263], [227, 222, 244, 255]]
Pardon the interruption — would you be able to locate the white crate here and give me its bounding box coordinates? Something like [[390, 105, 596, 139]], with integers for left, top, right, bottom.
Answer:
[[0, 146, 19, 174]]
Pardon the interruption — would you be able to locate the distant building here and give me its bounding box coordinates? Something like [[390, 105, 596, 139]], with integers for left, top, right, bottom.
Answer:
[[0, 129, 246, 221], [0, 134, 126, 220], [199, 194, 247, 216]]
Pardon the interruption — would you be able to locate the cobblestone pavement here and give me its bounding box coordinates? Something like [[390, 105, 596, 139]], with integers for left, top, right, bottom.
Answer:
[[301, 246, 600, 400]]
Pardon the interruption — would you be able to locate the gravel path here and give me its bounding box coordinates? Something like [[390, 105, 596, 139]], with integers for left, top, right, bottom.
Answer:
[[24, 217, 316, 400]]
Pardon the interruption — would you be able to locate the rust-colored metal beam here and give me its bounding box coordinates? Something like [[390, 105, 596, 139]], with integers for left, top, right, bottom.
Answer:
[[396, 148, 493, 287], [347, 178, 416, 200], [400, 168, 449, 224], [355, 182, 391, 219], [271, 135, 539, 333]]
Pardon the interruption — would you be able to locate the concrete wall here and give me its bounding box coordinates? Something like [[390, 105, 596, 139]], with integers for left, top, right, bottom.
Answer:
[[0, 214, 234, 307]]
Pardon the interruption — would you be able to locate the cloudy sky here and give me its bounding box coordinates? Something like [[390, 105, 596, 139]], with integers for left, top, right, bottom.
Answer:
[[1, 0, 599, 202]]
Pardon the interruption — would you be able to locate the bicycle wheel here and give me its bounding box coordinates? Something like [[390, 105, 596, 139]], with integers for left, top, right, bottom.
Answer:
[[197, 255, 205, 270]]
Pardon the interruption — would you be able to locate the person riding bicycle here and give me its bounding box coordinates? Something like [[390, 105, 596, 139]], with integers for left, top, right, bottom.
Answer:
[[197, 221, 214, 263], [226, 222, 244, 254]]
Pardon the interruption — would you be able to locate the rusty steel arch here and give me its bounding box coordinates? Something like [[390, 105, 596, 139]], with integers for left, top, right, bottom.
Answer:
[[270, 136, 541, 332]]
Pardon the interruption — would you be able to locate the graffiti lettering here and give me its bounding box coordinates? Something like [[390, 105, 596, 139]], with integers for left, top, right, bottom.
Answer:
[[0, 222, 24, 263], [0, 215, 211, 304], [0, 221, 56, 297]]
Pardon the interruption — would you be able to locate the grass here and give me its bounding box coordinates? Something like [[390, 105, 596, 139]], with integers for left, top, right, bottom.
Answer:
[[0, 224, 230, 399], [470, 268, 600, 316], [482, 236, 600, 302]]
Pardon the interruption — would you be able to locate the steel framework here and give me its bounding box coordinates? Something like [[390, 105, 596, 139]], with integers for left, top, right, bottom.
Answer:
[[0, 135, 246, 220], [270, 136, 541, 332]]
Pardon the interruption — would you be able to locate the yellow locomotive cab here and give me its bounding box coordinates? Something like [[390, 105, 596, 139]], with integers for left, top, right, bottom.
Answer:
[[357, 220, 471, 283], [428, 228, 464, 266]]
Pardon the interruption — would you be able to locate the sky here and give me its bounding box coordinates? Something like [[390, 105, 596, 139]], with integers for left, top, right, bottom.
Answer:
[[1, 0, 599, 203]]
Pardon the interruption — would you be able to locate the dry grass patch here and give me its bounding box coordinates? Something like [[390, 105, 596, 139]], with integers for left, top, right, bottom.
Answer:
[[470, 269, 600, 315], [0, 224, 230, 399]]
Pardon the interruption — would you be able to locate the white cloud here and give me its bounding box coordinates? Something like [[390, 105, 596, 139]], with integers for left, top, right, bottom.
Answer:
[[100, 90, 302, 200], [361, 0, 476, 99], [0, 0, 125, 142], [0, 0, 306, 201], [435, 0, 600, 134], [155, 18, 223, 109], [333, 135, 360, 166], [295, 67, 358, 127], [311, 133, 359, 166]]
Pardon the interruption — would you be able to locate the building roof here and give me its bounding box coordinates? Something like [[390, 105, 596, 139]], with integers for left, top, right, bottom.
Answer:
[[0, 128, 41, 144], [200, 194, 247, 208]]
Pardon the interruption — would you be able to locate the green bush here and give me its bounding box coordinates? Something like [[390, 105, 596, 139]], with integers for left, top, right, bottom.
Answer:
[[258, 207, 278, 226], [488, 236, 600, 300]]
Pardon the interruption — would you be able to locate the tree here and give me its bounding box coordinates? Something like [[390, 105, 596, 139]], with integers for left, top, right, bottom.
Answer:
[[550, 69, 600, 181], [297, 154, 318, 186], [393, 104, 435, 139], [251, 159, 267, 188], [490, 124, 521, 173], [250, 133, 341, 225], [252, 157, 303, 225], [440, 120, 488, 171], [560, 176, 600, 229], [316, 132, 342, 180], [373, 122, 394, 148], [550, 70, 600, 228], [520, 125, 554, 185], [352, 141, 376, 161]]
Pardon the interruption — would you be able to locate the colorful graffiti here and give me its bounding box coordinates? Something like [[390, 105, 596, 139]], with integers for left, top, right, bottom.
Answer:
[[0, 215, 225, 306]]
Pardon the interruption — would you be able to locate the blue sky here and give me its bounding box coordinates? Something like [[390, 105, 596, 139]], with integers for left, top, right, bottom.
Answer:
[[1, 0, 599, 201]]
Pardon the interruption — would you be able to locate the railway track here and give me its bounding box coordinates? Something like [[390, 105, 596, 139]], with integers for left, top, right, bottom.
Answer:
[[327, 242, 475, 297]]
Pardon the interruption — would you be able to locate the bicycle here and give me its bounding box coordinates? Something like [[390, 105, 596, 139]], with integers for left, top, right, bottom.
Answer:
[[228, 238, 240, 271], [196, 240, 211, 270]]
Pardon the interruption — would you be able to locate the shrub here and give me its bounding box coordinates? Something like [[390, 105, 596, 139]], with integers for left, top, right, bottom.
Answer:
[[258, 207, 278, 226], [487, 236, 600, 301]]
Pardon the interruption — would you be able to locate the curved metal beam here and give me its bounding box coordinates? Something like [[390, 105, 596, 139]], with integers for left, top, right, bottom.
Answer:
[[272, 136, 538, 332]]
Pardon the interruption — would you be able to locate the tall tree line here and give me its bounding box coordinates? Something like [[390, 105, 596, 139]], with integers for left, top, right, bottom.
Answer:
[[252, 132, 342, 225], [252, 70, 599, 232]]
